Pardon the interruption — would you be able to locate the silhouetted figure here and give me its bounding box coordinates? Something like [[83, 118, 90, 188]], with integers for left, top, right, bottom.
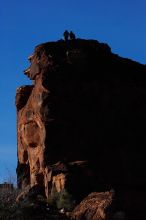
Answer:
[[70, 31, 76, 40], [63, 30, 69, 41]]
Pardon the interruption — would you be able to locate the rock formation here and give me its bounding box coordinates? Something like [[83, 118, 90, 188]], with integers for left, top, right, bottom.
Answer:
[[71, 191, 114, 220], [16, 38, 146, 218]]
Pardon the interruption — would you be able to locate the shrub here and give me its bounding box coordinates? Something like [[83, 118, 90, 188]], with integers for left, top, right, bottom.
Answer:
[[56, 189, 76, 211], [47, 189, 76, 211], [47, 189, 59, 208]]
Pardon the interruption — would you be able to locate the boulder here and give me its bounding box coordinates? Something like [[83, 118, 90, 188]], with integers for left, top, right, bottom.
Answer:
[[71, 191, 114, 220]]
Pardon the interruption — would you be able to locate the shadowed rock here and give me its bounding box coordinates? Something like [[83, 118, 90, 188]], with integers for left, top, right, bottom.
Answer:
[[16, 39, 146, 217]]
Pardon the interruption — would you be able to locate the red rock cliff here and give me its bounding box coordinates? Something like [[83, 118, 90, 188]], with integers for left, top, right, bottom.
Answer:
[[16, 39, 146, 216]]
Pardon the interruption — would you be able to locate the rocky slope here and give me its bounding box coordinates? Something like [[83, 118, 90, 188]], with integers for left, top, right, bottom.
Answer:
[[16, 38, 146, 218]]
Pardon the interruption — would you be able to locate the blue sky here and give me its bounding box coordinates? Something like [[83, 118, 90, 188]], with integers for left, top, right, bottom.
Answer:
[[0, 0, 145, 183]]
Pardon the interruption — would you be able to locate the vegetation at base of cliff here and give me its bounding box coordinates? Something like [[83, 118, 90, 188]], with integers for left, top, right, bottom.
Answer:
[[0, 188, 19, 220], [0, 188, 73, 219], [47, 189, 76, 211]]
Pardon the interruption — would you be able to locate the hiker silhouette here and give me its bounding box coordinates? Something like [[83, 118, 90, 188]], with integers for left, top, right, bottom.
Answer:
[[70, 31, 76, 40], [63, 30, 69, 41]]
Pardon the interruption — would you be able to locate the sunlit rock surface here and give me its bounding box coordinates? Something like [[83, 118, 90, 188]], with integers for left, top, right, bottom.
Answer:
[[71, 191, 114, 220]]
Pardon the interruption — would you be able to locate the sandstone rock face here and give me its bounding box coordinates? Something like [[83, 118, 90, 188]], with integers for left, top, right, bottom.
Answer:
[[71, 191, 114, 220], [44, 161, 93, 200], [16, 39, 146, 216]]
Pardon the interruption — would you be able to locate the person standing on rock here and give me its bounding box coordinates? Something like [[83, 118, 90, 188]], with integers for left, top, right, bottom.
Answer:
[[70, 31, 76, 40], [63, 30, 69, 41]]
